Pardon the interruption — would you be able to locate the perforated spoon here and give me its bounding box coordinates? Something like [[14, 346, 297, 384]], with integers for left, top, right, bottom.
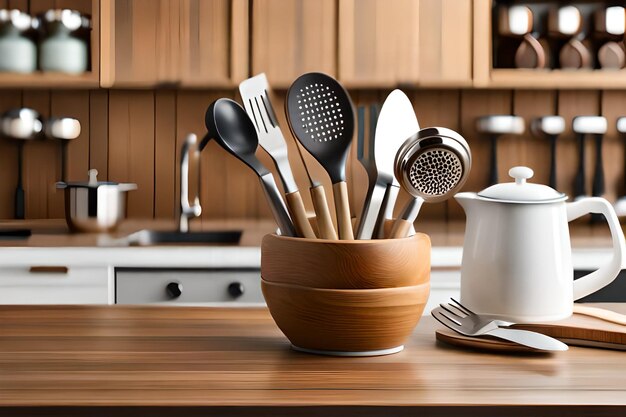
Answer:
[[203, 98, 296, 237], [286, 73, 356, 240], [389, 127, 472, 239]]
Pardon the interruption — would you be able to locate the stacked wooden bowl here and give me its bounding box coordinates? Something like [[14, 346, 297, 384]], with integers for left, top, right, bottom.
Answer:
[[261, 233, 431, 356]]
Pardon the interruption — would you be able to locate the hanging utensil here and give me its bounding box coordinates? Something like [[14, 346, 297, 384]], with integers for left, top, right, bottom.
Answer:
[[203, 98, 296, 237], [389, 127, 471, 239], [615, 117, 626, 217], [44, 117, 81, 182], [476, 115, 524, 185], [0, 108, 43, 219], [285, 72, 356, 240], [239, 73, 316, 239], [572, 116, 607, 201], [531, 116, 565, 190]]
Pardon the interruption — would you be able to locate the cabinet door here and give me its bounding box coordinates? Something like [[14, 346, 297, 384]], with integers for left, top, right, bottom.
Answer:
[[178, 0, 248, 87], [251, 0, 337, 88], [101, 0, 176, 87], [338, 0, 419, 87], [419, 0, 472, 87]]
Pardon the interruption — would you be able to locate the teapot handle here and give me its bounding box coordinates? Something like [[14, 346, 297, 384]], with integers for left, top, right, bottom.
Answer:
[[566, 197, 626, 300]]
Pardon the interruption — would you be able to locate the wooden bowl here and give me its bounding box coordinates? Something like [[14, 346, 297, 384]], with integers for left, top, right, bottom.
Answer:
[[261, 279, 429, 355], [261, 233, 431, 289]]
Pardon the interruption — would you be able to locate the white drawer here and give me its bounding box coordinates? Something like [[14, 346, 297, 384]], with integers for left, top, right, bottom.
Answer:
[[0, 266, 110, 304], [115, 269, 263, 305]]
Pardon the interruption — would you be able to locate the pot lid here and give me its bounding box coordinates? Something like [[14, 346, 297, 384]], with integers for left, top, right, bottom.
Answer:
[[478, 166, 567, 203]]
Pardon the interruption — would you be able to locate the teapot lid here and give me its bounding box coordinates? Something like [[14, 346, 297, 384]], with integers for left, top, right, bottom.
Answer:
[[478, 166, 567, 203]]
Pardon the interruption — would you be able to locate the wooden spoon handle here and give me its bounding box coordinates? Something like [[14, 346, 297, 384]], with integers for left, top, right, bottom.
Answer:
[[333, 181, 354, 240], [285, 190, 317, 239], [310, 184, 337, 240], [573, 304, 626, 326]]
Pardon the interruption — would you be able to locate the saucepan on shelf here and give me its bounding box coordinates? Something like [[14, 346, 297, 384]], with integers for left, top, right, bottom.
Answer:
[[56, 169, 136, 233]]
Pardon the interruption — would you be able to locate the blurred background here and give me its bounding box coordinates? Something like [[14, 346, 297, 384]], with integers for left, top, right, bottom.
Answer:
[[0, 0, 624, 235]]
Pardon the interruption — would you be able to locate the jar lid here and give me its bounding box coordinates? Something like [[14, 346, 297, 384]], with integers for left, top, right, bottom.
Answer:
[[39, 9, 90, 31], [478, 166, 567, 203], [0, 9, 34, 31]]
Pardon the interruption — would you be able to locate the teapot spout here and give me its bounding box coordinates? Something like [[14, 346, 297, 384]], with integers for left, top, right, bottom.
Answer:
[[454, 192, 479, 217]]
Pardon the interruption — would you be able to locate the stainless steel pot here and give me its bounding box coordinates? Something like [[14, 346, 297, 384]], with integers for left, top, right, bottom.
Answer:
[[56, 169, 137, 233]]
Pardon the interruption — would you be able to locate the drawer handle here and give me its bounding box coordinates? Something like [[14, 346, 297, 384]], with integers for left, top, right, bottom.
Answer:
[[29, 266, 69, 274]]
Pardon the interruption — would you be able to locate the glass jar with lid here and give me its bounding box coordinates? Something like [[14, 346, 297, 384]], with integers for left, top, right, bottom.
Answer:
[[0, 9, 36, 73], [38, 9, 90, 74]]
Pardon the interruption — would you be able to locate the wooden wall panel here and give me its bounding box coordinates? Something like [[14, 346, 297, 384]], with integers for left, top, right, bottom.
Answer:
[[511, 91, 558, 189], [21, 91, 56, 219], [154, 91, 177, 219], [89, 90, 108, 180], [0, 91, 23, 219], [557, 91, 601, 200], [600, 92, 626, 203], [108, 91, 155, 219]]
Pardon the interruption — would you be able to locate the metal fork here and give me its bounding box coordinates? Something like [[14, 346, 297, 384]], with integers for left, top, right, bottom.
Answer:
[[432, 299, 568, 351]]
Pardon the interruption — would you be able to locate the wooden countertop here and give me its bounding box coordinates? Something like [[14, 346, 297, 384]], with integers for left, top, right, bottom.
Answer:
[[0, 218, 620, 248], [0, 305, 625, 416]]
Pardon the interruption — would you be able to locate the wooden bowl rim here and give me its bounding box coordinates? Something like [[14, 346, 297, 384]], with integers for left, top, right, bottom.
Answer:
[[261, 278, 429, 294], [263, 232, 430, 245]]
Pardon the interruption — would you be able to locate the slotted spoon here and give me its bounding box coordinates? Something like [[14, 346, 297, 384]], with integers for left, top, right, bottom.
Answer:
[[286, 73, 356, 240], [389, 127, 471, 238]]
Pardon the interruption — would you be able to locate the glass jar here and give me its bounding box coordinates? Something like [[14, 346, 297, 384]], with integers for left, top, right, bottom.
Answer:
[[0, 10, 36, 73], [38, 9, 90, 74]]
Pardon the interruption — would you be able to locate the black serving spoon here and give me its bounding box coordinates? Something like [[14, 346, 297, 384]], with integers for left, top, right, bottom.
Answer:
[[202, 98, 296, 237], [285, 72, 356, 240]]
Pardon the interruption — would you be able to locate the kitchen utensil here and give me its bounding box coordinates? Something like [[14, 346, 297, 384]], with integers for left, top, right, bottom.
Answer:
[[203, 98, 296, 237], [262, 230, 430, 289], [389, 127, 471, 239], [56, 169, 137, 233], [475, 115, 524, 185], [615, 117, 626, 216], [0, 9, 36, 73], [572, 116, 607, 200], [37, 9, 90, 74], [435, 329, 552, 353], [355, 90, 419, 240], [0, 108, 43, 219], [531, 116, 565, 189], [285, 72, 355, 240], [438, 308, 626, 351], [432, 299, 568, 351], [262, 279, 429, 356], [456, 166, 625, 323], [355, 104, 376, 235], [573, 304, 626, 326], [44, 117, 81, 182], [239, 73, 315, 239]]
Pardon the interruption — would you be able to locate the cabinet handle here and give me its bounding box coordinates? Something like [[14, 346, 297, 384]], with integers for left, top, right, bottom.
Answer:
[[29, 266, 69, 274]]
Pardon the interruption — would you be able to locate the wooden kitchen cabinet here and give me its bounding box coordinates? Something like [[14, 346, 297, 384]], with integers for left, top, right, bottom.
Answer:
[[338, 0, 419, 87], [418, 0, 473, 87], [251, 0, 337, 89], [101, 0, 248, 88]]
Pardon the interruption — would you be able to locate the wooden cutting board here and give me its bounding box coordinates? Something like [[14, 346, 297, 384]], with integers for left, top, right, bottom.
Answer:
[[435, 312, 626, 353]]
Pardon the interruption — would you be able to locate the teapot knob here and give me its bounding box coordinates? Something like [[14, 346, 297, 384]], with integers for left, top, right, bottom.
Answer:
[[509, 166, 534, 185]]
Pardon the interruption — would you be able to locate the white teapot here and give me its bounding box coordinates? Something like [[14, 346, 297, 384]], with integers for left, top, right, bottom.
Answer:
[[455, 166, 626, 322]]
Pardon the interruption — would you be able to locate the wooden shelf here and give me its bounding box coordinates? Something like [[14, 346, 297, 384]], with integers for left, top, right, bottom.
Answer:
[[486, 69, 626, 89], [0, 72, 99, 89]]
